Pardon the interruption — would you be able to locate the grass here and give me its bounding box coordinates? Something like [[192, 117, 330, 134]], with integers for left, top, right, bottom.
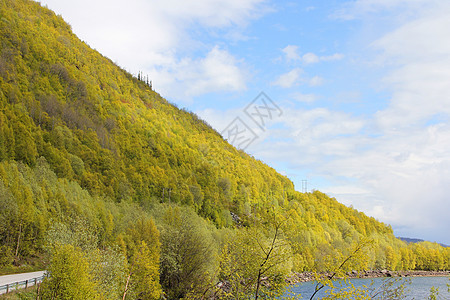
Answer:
[[0, 285, 39, 300], [0, 255, 47, 276]]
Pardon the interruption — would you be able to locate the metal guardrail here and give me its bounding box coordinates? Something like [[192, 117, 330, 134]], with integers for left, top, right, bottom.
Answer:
[[0, 274, 48, 295]]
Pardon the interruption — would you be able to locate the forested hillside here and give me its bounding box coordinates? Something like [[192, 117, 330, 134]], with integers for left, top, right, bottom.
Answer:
[[0, 0, 448, 298]]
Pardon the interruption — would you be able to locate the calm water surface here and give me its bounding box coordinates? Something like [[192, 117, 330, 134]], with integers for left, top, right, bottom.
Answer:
[[287, 276, 449, 299]]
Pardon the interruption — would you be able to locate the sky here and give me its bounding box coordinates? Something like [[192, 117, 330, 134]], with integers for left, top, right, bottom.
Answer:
[[38, 0, 450, 245]]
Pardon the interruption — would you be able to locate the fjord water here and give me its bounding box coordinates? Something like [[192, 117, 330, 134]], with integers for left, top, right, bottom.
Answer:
[[287, 276, 449, 299]]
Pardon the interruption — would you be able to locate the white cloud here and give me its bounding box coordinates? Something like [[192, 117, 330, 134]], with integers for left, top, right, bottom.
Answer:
[[190, 47, 247, 96], [321, 124, 450, 239], [282, 45, 301, 61], [266, 7, 450, 241], [254, 107, 366, 160], [308, 76, 324, 87], [271, 68, 303, 88], [272, 70, 323, 88], [321, 53, 345, 61], [156, 0, 269, 28], [362, 3, 450, 242], [291, 93, 318, 103], [302, 52, 344, 64], [148, 46, 247, 99], [302, 52, 319, 64], [195, 108, 241, 133], [280, 0, 450, 243], [280, 47, 344, 64], [371, 2, 450, 129], [333, 0, 432, 20], [39, 0, 266, 101], [255, 101, 450, 243], [372, 8, 450, 64]]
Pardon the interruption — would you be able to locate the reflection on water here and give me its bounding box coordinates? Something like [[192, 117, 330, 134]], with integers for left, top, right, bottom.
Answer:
[[286, 276, 449, 299]]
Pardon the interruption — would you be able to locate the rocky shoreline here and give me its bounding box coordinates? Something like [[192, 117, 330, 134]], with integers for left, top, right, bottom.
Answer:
[[287, 270, 450, 284]]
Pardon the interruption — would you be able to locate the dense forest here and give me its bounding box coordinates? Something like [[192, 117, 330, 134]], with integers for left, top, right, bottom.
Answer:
[[0, 0, 448, 298]]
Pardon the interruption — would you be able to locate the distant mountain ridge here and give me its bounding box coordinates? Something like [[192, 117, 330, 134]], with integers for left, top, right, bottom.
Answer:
[[398, 237, 449, 248]]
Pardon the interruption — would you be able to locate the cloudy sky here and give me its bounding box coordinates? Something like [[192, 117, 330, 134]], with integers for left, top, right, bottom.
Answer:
[[39, 0, 450, 244]]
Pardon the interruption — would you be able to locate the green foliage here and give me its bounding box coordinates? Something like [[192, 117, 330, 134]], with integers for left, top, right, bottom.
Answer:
[[218, 225, 293, 299], [310, 239, 374, 300], [44, 220, 127, 299], [90, 247, 128, 300], [45, 220, 98, 252], [121, 216, 161, 300], [0, 181, 17, 266], [412, 242, 447, 271], [156, 205, 219, 299], [128, 241, 161, 300], [428, 286, 439, 300], [309, 240, 412, 300], [40, 244, 102, 300]]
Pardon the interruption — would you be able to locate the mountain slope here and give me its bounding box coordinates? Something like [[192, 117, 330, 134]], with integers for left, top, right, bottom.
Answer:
[[0, 0, 294, 226], [0, 0, 448, 284]]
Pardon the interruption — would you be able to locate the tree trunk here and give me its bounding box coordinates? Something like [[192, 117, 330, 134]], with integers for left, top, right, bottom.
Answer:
[[14, 223, 22, 265], [36, 281, 41, 300], [255, 269, 262, 300], [122, 272, 132, 300]]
